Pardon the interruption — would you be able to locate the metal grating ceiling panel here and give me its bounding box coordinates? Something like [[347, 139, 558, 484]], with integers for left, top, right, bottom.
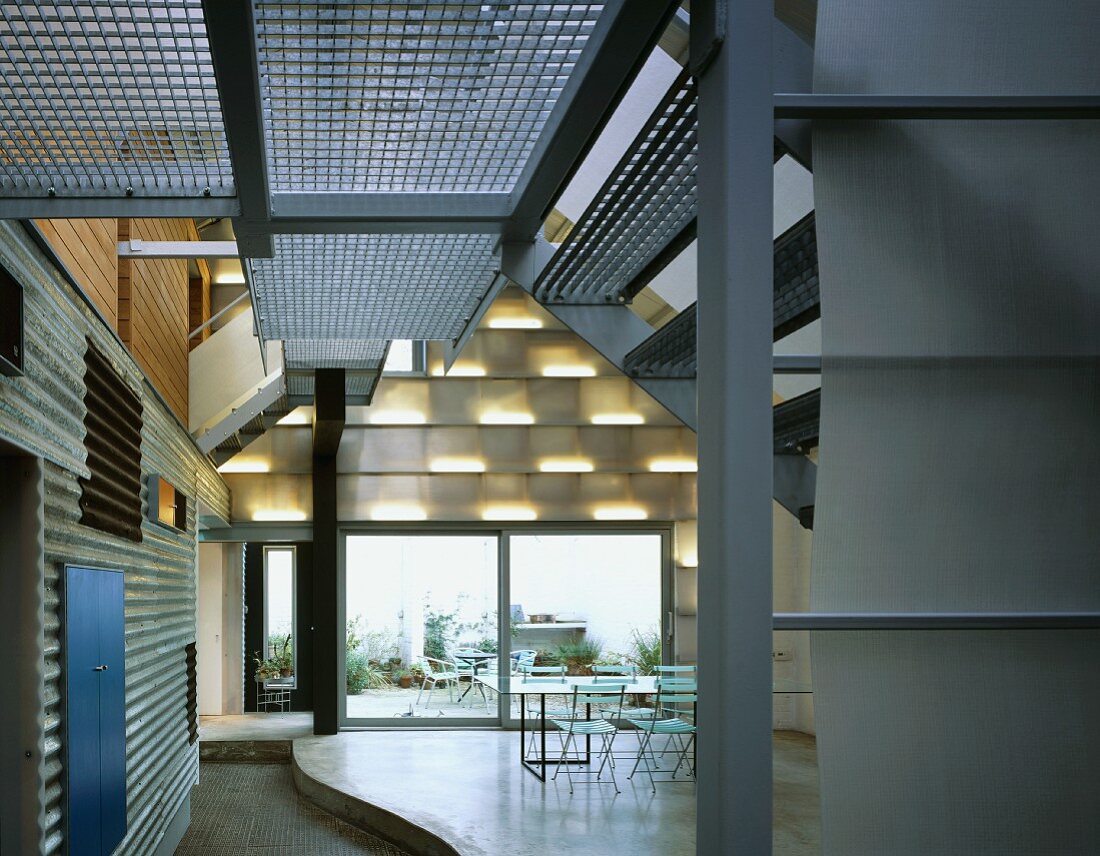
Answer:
[[0, 0, 233, 197], [773, 212, 819, 340], [287, 371, 381, 399], [623, 302, 696, 378], [250, 233, 499, 340], [254, 2, 605, 193], [285, 339, 389, 369], [534, 68, 697, 304]]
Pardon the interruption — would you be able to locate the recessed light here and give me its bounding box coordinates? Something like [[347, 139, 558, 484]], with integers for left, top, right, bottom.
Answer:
[[370, 504, 428, 521], [480, 412, 535, 425], [489, 318, 543, 330], [252, 510, 306, 522], [446, 365, 487, 377], [217, 460, 270, 474], [430, 458, 486, 473], [591, 414, 645, 425], [539, 459, 594, 473], [593, 506, 648, 521], [649, 459, 698, 473]]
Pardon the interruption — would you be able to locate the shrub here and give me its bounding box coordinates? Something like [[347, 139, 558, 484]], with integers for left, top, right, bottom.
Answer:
[[423, 606, 459, 660], [556, 638, 604, 674], [346, 650, 370, 694], [625, 627, 662, 676]]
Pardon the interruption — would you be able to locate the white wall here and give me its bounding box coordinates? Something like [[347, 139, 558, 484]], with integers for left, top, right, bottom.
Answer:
[[196, 542, 224, 715]]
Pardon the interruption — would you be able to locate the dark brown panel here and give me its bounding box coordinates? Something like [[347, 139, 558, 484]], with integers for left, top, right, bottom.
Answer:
[[79, 339, 143, 542]]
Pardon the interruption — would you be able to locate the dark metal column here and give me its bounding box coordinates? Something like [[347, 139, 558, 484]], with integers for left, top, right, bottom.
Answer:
[[693, 0, 774, 852], [311, 369, 345, 735]]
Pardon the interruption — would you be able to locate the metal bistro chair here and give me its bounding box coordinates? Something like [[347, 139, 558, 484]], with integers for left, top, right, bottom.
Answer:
[[450, 649, 491, 712], [550, 683, 627, 794], [518, 664, 575, 759], [416, 657, 461, 708], [628, 684, 698, 792]]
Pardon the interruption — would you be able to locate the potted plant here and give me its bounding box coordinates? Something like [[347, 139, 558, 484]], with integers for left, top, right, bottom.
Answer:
[[556, 638, 603, 676], [409, 660, 427, 686], [270, 634, 294, 678], [391, 667, 413, 689]]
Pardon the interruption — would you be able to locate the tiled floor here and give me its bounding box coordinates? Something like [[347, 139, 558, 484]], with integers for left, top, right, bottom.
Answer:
[[175, 763, 411, 855]]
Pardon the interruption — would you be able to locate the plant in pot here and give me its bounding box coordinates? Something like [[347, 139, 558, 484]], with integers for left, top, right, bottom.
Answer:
[[269, 633, 294, 678], [391, 668, 413, 689], [556, 638, 603, 676], [409, 660, 427, 686], [253, 651, 280, 682]]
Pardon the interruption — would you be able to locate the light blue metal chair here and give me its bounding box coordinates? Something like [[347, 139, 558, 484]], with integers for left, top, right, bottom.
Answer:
[[550, 684, 627, 794], [627, 687, 698, 792], [416, 657, 460, 708]]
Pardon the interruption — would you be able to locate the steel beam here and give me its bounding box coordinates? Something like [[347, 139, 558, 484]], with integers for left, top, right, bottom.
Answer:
[[775, 94, 1100, 120], [119, 240, 240, 260], [201, 0, 275, 258], [773, 355, 822, 373], [442, 272, 508, 373], [0, 197, 239, 220], [506, 0, 680, 238], [694, 2, 774, 855], [773, 613, 1100, 630]]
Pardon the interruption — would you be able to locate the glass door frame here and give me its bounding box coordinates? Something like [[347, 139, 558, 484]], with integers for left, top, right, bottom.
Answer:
[[337, 522, 674, 730]]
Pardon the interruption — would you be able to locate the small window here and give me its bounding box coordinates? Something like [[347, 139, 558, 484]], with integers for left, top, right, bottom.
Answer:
[[263, 546, 296, 687]]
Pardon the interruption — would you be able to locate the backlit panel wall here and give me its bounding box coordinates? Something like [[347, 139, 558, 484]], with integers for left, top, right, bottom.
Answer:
[[810, 1, 1100, 853]]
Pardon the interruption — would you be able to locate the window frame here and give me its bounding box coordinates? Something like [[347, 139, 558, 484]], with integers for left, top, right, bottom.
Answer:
[[262, 544, 297, 689]]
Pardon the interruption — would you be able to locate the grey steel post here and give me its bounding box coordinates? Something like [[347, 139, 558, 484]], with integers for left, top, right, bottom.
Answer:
[[693, 0, 775, 852]]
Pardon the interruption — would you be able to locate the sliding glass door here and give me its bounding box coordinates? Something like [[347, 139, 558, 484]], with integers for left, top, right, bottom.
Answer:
[[342, 533, 499, 724]]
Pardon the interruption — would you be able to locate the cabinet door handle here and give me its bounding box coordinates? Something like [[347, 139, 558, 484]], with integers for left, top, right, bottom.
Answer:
[[94, 665, 109, 672]]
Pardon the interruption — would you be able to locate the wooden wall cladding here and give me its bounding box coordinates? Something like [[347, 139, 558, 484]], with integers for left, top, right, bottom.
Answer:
[[120, 218, 196, 421], [34, 219, 118, 327]]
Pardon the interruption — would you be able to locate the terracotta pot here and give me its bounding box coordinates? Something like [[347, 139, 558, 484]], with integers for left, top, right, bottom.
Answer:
[[399, 675, 413, 689], [280, 667, 293, 678]]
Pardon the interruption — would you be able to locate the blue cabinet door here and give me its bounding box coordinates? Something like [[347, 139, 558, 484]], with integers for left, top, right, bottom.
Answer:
[[65, 566, 127, 856]]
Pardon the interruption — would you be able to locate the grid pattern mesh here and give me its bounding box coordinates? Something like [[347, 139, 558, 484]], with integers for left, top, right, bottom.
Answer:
[[534, 69, 697, 304], [287, 372, 381, 399], [621, 216, 823, 377], [773, 212, 820, 340], [0, 0, 233, 196], [250, 233, 498, 340], [623, 302, 697, 378], [254, 2, 605, 193], [285, 339, 389, 369]]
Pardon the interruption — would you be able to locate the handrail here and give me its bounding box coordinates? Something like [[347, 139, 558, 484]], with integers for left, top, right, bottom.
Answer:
[[189, 290, 250, 339]]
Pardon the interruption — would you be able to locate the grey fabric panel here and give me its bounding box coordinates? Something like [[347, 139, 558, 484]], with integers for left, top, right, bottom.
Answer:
[[811, 1, 1100, 853]]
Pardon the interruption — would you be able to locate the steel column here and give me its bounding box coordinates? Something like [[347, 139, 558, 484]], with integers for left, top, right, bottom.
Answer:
[[694, 0, 774, 852]]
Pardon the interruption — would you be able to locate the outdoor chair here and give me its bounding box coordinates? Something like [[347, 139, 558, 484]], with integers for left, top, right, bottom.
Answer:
[[416, 657, 460, 708], [627, 687, 698, 792], [550, 684, 627, 794]]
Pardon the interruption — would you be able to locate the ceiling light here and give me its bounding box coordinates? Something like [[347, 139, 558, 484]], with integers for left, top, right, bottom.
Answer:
[[430, 458, 486, 473], [217, 460, 270, 474], [370, 410, 427, 425], [539, 459, 594, 473], [649, 459, 698, 473], [446, 365, 487, 377], [480, 412, 535, 425], [213, 272, 246, 285], [543, 365, 596, 377], [593, 506, 649, 521], [370, 504, 428, 521], [483, 506, 538, 521], [277, 407, 311, 425], [591, 413, 645, 425], [489, 318, 543, 330], [252, 510, 306, 522]]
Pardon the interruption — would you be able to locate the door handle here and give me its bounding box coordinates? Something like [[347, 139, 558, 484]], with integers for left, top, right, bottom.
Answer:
[[94, 665, 109, 672]]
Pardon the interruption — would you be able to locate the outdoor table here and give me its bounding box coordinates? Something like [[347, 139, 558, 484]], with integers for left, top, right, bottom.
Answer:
[[453, 651, 496, 704], [477, 674, 659, 781]]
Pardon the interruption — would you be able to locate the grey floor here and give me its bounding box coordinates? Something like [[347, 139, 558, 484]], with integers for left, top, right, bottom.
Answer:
[[200, 712, 315, 741], [175, 763, 411, 856]]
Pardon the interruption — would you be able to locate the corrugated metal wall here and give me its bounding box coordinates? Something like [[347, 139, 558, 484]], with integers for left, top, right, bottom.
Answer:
[[0, 220, 229, 855]]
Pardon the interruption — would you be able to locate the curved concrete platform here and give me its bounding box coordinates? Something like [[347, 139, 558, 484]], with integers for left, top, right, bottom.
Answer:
[[291, 731, 697, 856]]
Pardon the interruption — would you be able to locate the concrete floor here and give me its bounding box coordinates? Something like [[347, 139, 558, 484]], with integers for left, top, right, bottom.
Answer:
[[176, 763, 411, 855], [200, 712, 315, 741], [347, 684, 497, 719], [292, 730, 822, 856]]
